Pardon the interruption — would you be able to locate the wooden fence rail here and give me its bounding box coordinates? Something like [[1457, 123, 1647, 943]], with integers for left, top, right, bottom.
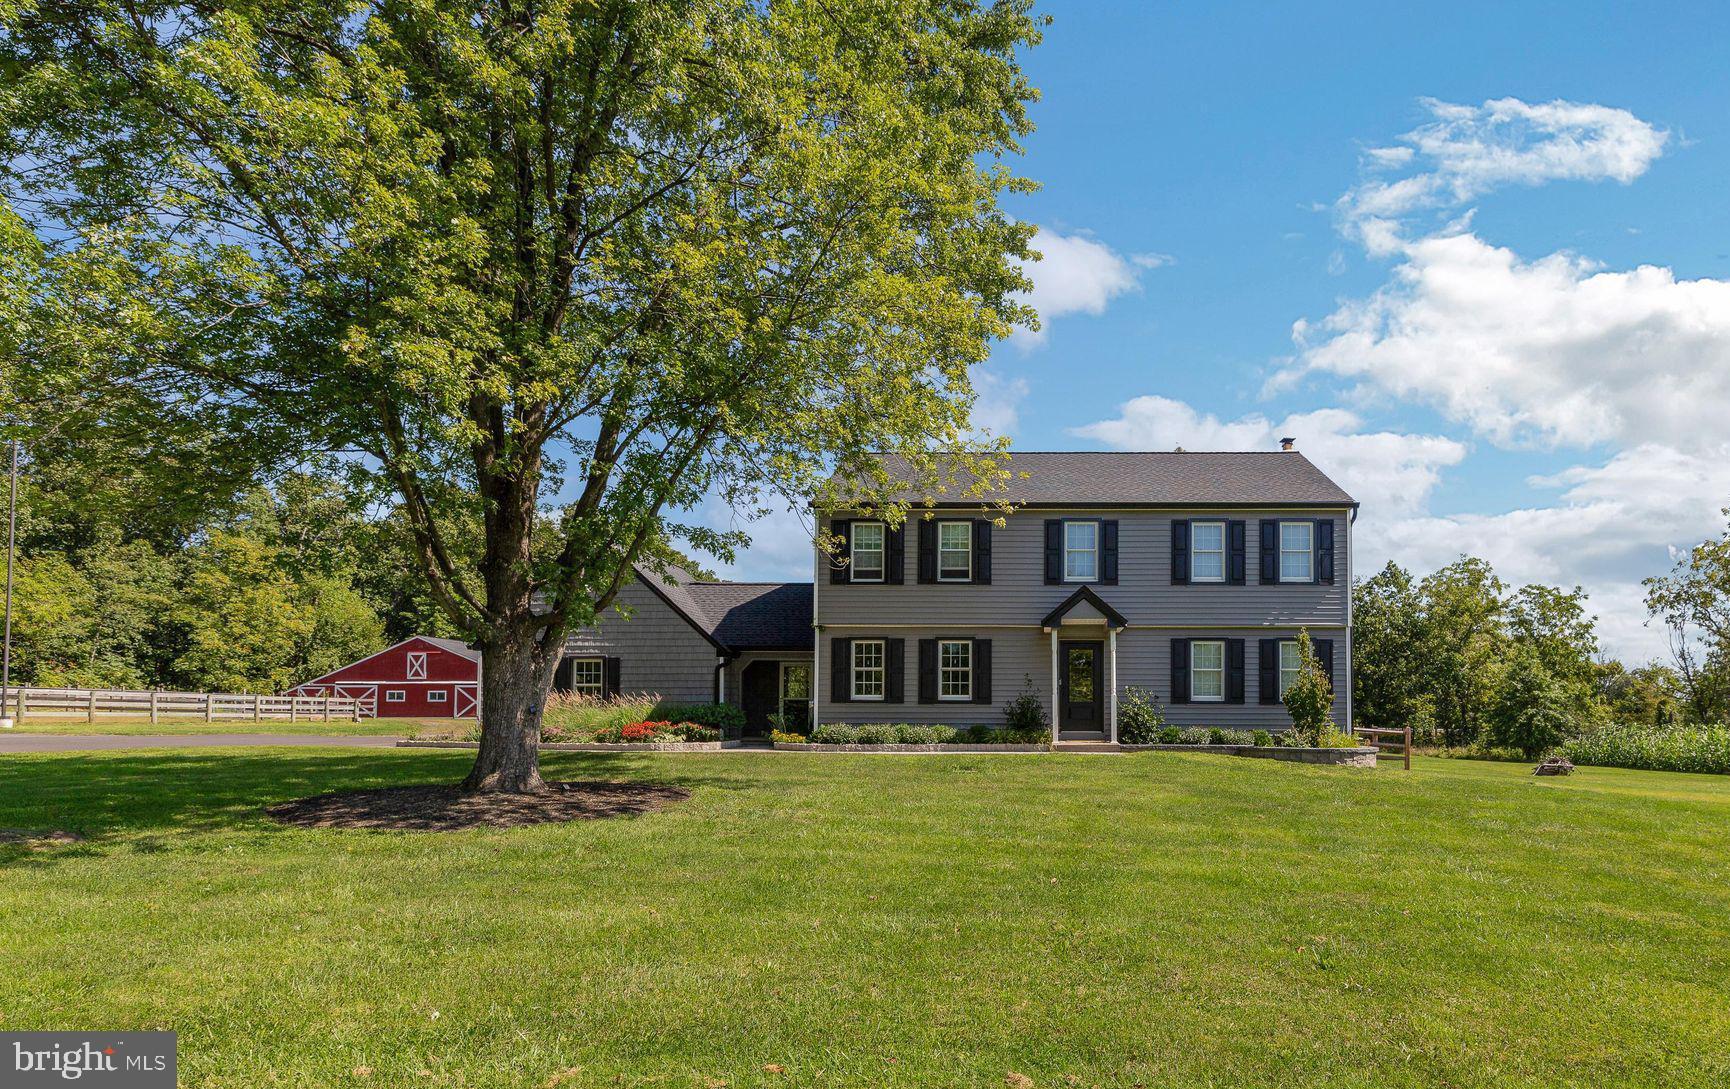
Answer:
[[0, 685, 374, 725], [1356, 725, 1412, 770]]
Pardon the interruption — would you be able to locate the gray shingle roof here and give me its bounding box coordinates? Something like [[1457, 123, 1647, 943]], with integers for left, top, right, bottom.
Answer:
[[418, 636, 481, 662], [635, 567, 813, 651], [848, 450, 1355, 507]]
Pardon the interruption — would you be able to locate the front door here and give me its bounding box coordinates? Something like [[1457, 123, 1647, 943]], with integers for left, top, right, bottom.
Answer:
[[1059, 641, 1104, 734], [741, 661, 780, 737]]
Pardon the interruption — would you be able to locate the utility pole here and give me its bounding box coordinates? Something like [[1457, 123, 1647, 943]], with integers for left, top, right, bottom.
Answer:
[[1, 439, 15, 729]]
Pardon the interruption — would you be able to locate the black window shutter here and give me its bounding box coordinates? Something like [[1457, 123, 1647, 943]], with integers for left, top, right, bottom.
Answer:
[[917, 520, 936, 583], [1228, 520, 1247, 585], [885, 638, 905, 702], [1316, 519, 1335, 585], [1259, 520, 1279, 584], [1101, 520, 1119, 584], [831, 638, 852, 703], [973, 639, 992, 704], [1170, 639, 1190, 704], [917, 638, 938, 703], [885, 525, 905, 585], [1258, 639, 1280, 704], [1171, 520, 1190, 584], [973, 520, 992, 585], [1226, 640, 1245, 704], [1044, 520, 1062, 584], [553, 657, 573, 692], [603, 656, 622, 698], [829, 520, 852, 584], [1314, 638, 1335, 691]]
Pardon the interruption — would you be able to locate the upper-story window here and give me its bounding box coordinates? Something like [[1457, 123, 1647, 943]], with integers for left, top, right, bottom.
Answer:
[[1064, 520, 1098, 581], [937, 521, 972, 581], [1191, 521, 1226, 583], [1191, 640, 1226, 702], [1279, 521, 1313, 582], [850, 522, 886, 582]]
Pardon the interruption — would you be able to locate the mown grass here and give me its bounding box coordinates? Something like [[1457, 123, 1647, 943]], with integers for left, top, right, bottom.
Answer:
[[1, 750, 1726, 1088], [3, 716, 464, 737]]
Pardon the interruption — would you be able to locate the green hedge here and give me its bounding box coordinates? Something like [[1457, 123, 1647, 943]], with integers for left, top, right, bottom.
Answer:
[[541, 694, 745, 741], [809, 723, 960, 745], [1561, 723, 1730, 775]]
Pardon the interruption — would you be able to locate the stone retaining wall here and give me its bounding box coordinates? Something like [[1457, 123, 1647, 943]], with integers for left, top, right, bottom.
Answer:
[[395, 739, 732, 752]]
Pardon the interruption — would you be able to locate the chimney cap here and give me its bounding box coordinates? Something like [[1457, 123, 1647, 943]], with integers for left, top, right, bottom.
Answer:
[[1279, 436, 1296, 451]]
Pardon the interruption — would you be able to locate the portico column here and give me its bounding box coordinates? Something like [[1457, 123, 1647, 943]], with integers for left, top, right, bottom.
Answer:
[[1108, 627, 1119, 744], [1049, 628, 1060, 743]]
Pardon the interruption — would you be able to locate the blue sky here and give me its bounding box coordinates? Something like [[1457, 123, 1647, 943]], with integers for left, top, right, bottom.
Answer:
[[712, 1, 1730, 662]]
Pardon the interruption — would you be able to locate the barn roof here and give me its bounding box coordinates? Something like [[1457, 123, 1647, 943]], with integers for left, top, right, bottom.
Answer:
[[417, 636, 481, 662]]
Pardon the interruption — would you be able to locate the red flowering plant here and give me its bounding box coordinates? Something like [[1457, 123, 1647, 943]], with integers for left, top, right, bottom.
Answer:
[[619, 721, 673, 742]]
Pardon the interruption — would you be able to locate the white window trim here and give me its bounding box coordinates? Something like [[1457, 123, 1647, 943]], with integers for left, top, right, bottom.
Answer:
[[1191, 520, 1227, 584], [385, 689, 407, 703], [850, 521, 887, 583], [405, 651, 428, 679], [1063, 520, 1100, 583], [1191, 640, 1226, 703], [1278, 640, 1301, 699], [938, 639, 973, 701], [851, 639, 886, 701], [568, 656, 605, 696], [426, 689, 448, 703], [779, 661, 812, 721], [1279, 521, 1314, 583], [937, 521, 973, 582]]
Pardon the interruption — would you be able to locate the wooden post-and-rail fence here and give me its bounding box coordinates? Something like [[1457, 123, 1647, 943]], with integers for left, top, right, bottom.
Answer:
[[0, 685, 374, 726], [1356, 725, 1413, 770]]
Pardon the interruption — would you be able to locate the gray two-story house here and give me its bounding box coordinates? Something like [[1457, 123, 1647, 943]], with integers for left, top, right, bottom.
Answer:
[[813, 450, 1356, 741], [556, 447, 1355, 742]]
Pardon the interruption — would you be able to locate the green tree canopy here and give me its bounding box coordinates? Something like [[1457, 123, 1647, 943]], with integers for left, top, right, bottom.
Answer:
[[2, 0, 1045, 790]]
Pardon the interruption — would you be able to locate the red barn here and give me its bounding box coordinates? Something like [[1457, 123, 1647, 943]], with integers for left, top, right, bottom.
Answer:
[[289, 636, 480, 718]]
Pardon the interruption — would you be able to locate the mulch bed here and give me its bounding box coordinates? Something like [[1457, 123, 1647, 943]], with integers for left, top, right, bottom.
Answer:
[[265, 780, 690, 832]]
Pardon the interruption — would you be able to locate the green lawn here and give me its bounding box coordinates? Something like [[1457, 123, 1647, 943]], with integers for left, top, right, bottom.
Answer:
[[2, 715, 464, 736], [1, 751, 1726, 1088]]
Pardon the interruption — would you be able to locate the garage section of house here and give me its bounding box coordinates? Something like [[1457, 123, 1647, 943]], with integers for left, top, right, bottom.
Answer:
[[556, 566, 813, 737]]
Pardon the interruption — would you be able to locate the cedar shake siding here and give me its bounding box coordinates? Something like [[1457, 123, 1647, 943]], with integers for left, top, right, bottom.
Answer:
[[814, 450, 1356, 735], [562, 579, 721, 703]]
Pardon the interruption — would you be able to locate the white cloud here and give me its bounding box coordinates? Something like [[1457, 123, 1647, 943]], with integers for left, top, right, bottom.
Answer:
[[1288, 230, 1730, 451], [1072, 396, 1465, 518], [1340, 97, 1668, 231], [970, 369, 1029, 438], [1012, 228, 1151, 348]]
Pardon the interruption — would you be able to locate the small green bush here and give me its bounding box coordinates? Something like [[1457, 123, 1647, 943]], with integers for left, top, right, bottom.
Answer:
[[1158, 725, 1182, 744], [1282, 630, 1333, 745], [958, 724, 995, 743], [811, 723, 859, 744], [1314, 726, 1358, 749], [659, 702, 747, 738], [1000, 674, 1050, 743], [1207, 727, 1227, 745], [770, 729, 807, 744], [1117, 686, 1169, 744], [1251, 729, 1273, 747], [1562, 723, 1730, 774], [854, 723, 899, 745], [1176, 726, 1209, 745], [1215, 729, 1253, 745], [896, 724, 958, 745]]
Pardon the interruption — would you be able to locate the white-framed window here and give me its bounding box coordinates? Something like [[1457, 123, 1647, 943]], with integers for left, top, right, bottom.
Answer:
[[1278, 640, 1302, 698], [780, 662, 812, 722], [938, 521, 972, 582], [405, 651, 428, 679], [1064, 520, 1099, 581], [385, 689, 407, 703], [1191, 640, 1225, 702], [939, 639, 972, 700], [427, 689, 448, 704], [1192, 521, 1226, 583], [850, 522, 886, 582], [852, 640, 886, 700], [569, 657, 604, 697], [1280, 521, 1314, 582]]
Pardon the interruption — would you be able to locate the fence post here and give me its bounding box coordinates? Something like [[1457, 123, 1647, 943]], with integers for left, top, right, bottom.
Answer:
[[150, 689, 159, 725], [15, 688, 24, 724], [289, 696, 297, 724], [1404, 724, 1412, 771], [87, 689, 97, 723], [205, 693, 214, 723], [323, 695, 332, 722], [252, 693, 261, 722]]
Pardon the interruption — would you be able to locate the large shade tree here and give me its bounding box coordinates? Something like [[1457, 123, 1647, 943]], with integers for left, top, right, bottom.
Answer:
[[1, 0, 1042, 790]]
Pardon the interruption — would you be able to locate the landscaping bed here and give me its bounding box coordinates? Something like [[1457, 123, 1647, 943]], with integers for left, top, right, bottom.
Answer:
[[397, 739, 733, 752], [264, 780, 690, 831], [774, 742, 1048, 753]]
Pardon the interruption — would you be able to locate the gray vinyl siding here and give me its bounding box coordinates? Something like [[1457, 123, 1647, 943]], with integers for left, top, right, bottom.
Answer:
[[816, 625, 1343, 730], [819, 508, 1349, 628], [563, 581, 719, 703]]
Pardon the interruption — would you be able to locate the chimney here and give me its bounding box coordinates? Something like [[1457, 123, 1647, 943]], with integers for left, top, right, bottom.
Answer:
[[1279, 436, 1296, 451]]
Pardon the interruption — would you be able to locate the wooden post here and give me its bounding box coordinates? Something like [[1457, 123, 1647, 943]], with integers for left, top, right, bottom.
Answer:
[[205, 693, 214, 722], [252, 693, 261, 722], [149, 688, 159, 725], [289, 697, 297, 724], [323, 695, 331, 722], [1403, 724, 1412, 771], [15, 688, 24, 724], [87, 689, 97, 723]]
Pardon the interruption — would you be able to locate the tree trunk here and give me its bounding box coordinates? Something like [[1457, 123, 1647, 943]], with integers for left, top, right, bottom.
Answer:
[[463, 624, 561, 794]]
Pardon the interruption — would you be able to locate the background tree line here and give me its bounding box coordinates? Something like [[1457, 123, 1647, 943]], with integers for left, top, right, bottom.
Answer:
[[1353, 517, 1730, 754]]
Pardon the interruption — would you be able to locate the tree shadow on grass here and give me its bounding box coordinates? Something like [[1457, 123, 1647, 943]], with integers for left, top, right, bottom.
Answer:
[[0, 749, 763, 848]]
